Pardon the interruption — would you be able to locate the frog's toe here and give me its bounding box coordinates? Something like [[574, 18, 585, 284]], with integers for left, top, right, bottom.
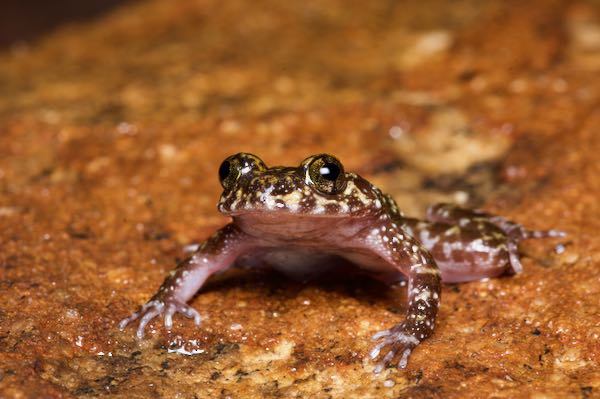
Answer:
[[397, 347, 413, 368], [507, 240, 524, 274], [119, 299, 165, 338], [137, 304, 164, 339], [488, 215, 567, 242], [373, 350, 396, 374], [118, 314, 137, 331], [522, 228, 567, 240], [182, 305, 202, 325], [165, 300, 202, 329], [119, 300, 158, 331], [371, 329, 391, 341], [164, 303, 176, 330]]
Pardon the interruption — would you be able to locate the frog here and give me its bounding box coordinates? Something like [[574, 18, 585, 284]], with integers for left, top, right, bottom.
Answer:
[[119, 153, 565, 372]]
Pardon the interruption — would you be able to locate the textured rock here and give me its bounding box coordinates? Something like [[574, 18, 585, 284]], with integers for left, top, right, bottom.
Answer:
[[0, 0, 598, 397]]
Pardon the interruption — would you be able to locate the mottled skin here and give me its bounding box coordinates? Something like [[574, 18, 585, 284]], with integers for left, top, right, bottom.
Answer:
[[120, 153, 564, 372]]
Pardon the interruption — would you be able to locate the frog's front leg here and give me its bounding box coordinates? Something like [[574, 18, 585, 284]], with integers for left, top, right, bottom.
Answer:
[[119, 223, 252, 338], [353, 222, 441, 372]]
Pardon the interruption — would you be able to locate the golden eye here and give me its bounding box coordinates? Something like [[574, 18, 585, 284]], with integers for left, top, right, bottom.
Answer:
[[304, 154, 346, 195], [218, 153, 266, 190]]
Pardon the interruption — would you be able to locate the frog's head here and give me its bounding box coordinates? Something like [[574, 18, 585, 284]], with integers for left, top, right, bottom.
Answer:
[[217, 153, 384, 219]]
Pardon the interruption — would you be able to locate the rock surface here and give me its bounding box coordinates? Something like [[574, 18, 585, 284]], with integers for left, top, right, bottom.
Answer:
[[0, 0, 599, 397]]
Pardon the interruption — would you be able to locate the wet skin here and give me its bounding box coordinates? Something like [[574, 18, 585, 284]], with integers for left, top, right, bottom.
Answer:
[[119, 153, 565, 372]]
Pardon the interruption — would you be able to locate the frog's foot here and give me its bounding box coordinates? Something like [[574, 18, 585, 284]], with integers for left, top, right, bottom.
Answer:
[[487, 216, 566, 274], [119, 297, 202, 339], [488, 215, 566, 242], [369, 323, 421, 373]]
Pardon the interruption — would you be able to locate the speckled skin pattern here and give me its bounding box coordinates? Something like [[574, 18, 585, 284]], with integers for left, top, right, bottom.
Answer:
[[119, 153, 564, 372]]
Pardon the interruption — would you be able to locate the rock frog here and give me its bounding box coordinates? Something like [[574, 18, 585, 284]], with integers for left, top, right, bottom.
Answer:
[[120, 153, 564, 372]]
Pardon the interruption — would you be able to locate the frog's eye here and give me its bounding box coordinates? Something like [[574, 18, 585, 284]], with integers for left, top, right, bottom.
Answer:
[[304, 154, 346, 195], [219, 153, 266, 190]]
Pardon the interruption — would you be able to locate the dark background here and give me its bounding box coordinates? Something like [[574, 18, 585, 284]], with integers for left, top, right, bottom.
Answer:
[[0, 0, 132, 48]]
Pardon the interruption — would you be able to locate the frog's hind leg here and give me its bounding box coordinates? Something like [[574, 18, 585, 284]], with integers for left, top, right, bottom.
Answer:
[[425, 203, 566, 275], [426, 203, 566, 240]]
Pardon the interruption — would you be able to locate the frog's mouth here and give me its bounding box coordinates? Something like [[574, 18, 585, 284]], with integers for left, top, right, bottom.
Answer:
[[229, 211, 372, 239], [219, 203, 367, 219]]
